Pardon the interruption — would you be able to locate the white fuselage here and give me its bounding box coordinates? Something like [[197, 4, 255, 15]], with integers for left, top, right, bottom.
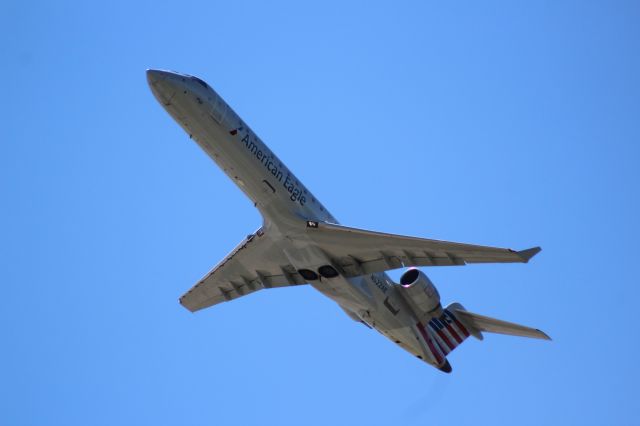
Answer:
[[148, 70, 436, 366]]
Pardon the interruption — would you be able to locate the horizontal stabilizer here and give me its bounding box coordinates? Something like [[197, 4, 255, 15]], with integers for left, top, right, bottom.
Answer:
[[453, 309, 551, 340]]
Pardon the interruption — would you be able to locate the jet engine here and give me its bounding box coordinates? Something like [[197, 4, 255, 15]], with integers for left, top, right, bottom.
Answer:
[[397, 268, 441, 321]]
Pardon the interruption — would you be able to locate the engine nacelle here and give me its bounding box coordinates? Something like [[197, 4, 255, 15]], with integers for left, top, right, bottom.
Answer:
[[397, 268, 441, 321]]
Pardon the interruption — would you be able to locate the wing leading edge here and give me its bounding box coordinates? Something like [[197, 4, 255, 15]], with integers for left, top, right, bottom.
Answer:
[[303, 221, 540, 277]]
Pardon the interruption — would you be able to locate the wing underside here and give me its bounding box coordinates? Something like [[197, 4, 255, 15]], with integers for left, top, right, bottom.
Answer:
[[180, 221, 540, 312], [179, 228, 307, 312], [303, 221, 540, 277]]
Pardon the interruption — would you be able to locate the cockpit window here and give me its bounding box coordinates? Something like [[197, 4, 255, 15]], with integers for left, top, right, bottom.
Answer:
[[192, 77, 208, 89]]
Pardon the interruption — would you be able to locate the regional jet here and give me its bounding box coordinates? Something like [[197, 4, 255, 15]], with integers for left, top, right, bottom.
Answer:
[[147, 69, 550, 373]]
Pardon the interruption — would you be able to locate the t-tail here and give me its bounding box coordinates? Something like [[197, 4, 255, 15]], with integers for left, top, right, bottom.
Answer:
[[398, 268, 550, 373], [418, 303, 551, 373]]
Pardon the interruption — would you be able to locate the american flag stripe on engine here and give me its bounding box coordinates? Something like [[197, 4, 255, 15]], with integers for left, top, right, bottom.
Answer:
[[433, 335, 448, 355], [429, 318, 458, 351], [416, 322, 444, 364], [437, 314, 463, 343], [444, 320, 463, 344], [428, 310, 471, 352], [434, 328, 457, 352], [432, 324, 455, 351], [445, 309, 470, 338]]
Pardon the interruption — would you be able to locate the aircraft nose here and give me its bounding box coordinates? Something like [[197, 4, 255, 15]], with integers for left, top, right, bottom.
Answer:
[[146, 69, 176, 85], [147, 69, 182, 104]]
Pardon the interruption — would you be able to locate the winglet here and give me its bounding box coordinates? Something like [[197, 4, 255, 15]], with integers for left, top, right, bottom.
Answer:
[[517, 246, 542, 263], [534, 329, 552, 341]]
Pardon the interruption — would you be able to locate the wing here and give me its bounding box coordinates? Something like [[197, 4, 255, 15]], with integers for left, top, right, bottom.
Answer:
[[304, 221, 540, 277], [180, 228, 307, 312]]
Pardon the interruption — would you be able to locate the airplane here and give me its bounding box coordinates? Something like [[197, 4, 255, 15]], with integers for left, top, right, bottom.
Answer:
[[147, 69, 550, 373]]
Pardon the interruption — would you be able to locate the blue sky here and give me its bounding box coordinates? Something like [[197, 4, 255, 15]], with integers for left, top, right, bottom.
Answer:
[[2, 1, 639, 425]]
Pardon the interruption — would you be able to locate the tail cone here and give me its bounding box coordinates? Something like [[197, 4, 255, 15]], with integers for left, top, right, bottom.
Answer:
[[438, 359, 452, 373]]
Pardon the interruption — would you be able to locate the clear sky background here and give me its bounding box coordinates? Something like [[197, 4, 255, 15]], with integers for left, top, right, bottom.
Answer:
[[2, 1, 639, 425]]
